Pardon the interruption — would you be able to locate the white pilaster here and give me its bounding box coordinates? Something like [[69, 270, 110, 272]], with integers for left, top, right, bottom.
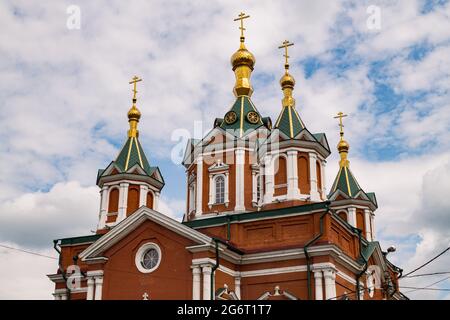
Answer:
[[94, 277, 103, 300], [208, 174, 214, 208], [139, 185, 148, 208], [192, 266, 201, 300], [287, 150, 300, 200], [348, 207, 357, 228], [320, 161, 327, 200], [323, 269, 337, 300], [234, 277, 241, 300], [314, 270, 324, 300], [97, 186, 108, 229], [117, 182, 129, 222], [202, 265, 212, 300], [308, 152, 320, 201], [154, 191, 160, 211], [61, 292, 68, 300], [196, 156, 203, 216], [86, 277, 95, 300], [252, 171, 257, 204], [263, 155, 274, 204], [224, 172, 229, 207], [235, 149, 245, 212], [364, 209, 372, 240]]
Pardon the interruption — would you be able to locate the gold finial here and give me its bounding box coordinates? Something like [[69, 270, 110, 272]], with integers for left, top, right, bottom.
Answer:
[[231, 12, 255, 97], [334, 112, 350, 167], [127, 76, 142, 138], [278, 40, 294, 70], [234, 12, 250, 42], [278, 40, 296, 107]]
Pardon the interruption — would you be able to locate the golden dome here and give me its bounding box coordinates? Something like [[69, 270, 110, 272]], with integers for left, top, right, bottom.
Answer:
[[128, 105, 141, 122], [337, 139, 349, 153], [280, 71, 295, 89], [231, 42, 255, 71]]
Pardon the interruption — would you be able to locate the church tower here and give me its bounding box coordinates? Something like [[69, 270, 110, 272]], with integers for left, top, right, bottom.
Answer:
[[328, 113, 377, 241], [96, 77, 164, 232], [182, 13, 272, 220], [257, 41, 331, 210]]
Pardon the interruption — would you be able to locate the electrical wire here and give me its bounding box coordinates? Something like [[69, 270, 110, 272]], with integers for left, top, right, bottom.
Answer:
[[402, 271, 450, 278], [400, 246, 450, 278], [402, 276, 450, 294], [0, 244, 57, 260]]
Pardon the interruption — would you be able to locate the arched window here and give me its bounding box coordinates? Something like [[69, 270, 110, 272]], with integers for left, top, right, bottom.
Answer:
[[215, 176, 225, 204], [127, 185, 140, 215], [108, 188, 119, 213], [338, 211, 347, 222]]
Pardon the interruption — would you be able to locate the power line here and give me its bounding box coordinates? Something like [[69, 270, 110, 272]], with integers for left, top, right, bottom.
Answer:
[[401, 287, 450, 292], [402, 276, 450, 294], [0, 244, 57, 260], [403, 271, 450, 278], [401, 246, 450, 278]]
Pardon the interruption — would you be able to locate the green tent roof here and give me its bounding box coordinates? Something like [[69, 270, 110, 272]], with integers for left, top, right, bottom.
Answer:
[[329, 165, 362, 198], [218, 96, 266, 138], [274, 105, 306, 138], [115, 136, 152, 175]]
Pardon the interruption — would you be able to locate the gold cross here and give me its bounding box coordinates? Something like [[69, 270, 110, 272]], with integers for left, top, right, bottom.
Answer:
[[129, 76, 142, 101], [334, 112, 348, 136], [234, 12, 250, 39], [278, 40, 294, 68]]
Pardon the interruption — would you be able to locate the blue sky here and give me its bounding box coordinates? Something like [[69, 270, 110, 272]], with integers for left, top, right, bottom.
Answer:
[[0, 0, 449, 299]]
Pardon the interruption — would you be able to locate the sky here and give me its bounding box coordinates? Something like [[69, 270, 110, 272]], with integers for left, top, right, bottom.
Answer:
[[0, 0, 449, 300]]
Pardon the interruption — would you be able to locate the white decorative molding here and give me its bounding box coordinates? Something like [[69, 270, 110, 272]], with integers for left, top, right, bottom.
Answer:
[[308, 152, 320, 201], [117, 182, 129, 222], [313, 270, 323, 300], [347, 207, 357, 228], [287, 150, 300, 200], [195, 156, 203, 216], [234, 148, 245, 212], [202, 265, 212, 300], [191, 266, 201, 300]]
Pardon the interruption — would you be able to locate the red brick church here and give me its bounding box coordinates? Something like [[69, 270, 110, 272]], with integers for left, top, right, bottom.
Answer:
[[48, 13, 406, 301]]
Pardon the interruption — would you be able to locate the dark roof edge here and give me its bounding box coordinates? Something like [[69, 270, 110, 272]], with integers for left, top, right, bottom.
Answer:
[[56, 234, 103, 246], [183, 202, 329, 228]]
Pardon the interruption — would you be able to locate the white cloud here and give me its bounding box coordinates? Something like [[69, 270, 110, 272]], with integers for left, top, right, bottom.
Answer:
[[0, 0, 449, 299]]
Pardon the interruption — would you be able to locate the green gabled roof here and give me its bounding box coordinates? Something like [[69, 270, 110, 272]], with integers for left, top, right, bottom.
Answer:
[[114, 136, 151, 175], [274, 106, 306, 139], [329, 165, 362, 198], [219, 96, 265, 138]]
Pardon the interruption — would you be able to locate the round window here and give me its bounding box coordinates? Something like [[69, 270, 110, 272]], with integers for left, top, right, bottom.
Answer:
[[135, 243, 161, 273], [141, 248, 159, 270]]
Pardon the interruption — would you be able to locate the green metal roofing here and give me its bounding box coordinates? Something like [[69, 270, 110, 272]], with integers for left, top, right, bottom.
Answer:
[[358, 241, 378, 264], [115, 136, 151, 174], [183, 201, 329, 229], [58, 234, 102, 246], [329, 166, 362, 198], [219, 96, 265, 137], [274, 105, 305, 138]]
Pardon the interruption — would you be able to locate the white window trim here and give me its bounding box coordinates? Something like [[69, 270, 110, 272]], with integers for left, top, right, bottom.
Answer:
[[135, 242, 162, 274], [208, 173, 229, 208]]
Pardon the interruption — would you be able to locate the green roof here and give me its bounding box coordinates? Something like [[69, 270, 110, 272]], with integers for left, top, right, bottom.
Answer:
[[183, 201, 329, 229], [218, 96, 266, 138], [274, 105, 306, 138], [115, 136, 152, 174], [358, 241, 378, 264], [58, 234, 102, 246], [329, 166, 362, 198]]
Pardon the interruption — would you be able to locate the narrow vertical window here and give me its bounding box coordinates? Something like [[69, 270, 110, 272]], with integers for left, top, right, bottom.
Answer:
[[256, 174, 261, 202], [215, 176, 225, 204]]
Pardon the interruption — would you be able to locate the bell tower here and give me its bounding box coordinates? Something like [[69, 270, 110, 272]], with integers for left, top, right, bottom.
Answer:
[[96, 76, 165, 232]]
